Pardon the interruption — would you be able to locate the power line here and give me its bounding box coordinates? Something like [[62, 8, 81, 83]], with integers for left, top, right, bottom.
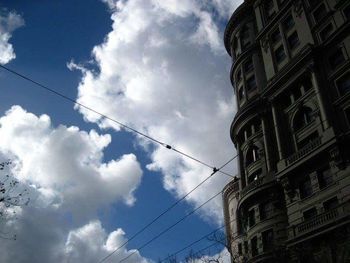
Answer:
[[98, 154, 237, 263], [0, 64, 235, 178], [118, 190, 222, 263]]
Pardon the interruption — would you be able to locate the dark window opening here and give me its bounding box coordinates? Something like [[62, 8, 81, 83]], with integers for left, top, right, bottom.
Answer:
[[317, 165, 333, 189], [344, 5, 350, 20], [345, 108, 350, 126], [241, 26, 251, 50], [329, 49, 345, 70], [249, 209, 256, 227], [244, 241, 249, 254], [303, 207, 317, 220], [320, 23, 334, 41], [299, 176, 313, 199], [337, 73, 350, 95], [313, 3, 327, 23], [246, 146, 260, 167], [308, 0, 319, 9], [292, 86, 302, 101], [275, 45, 286, 64], [244, 59, 254, 73], [323, 197, 338, 211], [288, 31, 300, 50], [246, 76, 257, 92], [248, 169, 262, 184], [271, 28, 281, 45], [238, 243, 243, 255], [262, 229, 274, 252], [260, 202, 273, 220], [303, 77, 313, 92], [251, 236, 258, 256], [293, 107, 314, 131], [283, 14, 295, 31], [265, 0, 275, 20]]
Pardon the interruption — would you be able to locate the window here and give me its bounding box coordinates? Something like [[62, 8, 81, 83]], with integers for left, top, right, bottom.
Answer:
[[345, 108, 350, 126], [260, 202, 273, 220], [344, 5, 350, 20], [275, 45, 286, 64], [320, 23, 334, 41], [308, 0, 318, 9], [236, 69, 242, 83], [244, 241, 249, 254], [317, 166, 333, 189], [244, 59, 254, 73], [238, 86, 245, 101], [337, 73, 350, 95], [249, 209, 256, 227], [329, 49, 345, 70], [313, 3, 327, 23], [323, 197, 338, 211], [265, 0, 275, 20], [298, 132, 319, 149], [248, 169, 262, 184], [262, 229, 274, 252], [246, 146, 260, 166], [283, 14, 295, 31], [293, 107, 314, 131], [303, 207, 317, 220], [246, 76, 257, 92], [299, 176, 312, 199], [251, 236, 258, 256], [241, 26, 251, 50], [271, 28, 281, 45], [238, 243, 243, 255], [288, 31, 300, 50]]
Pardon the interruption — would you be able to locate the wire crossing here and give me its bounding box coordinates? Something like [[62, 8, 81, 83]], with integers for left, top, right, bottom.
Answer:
[[118, 191, 222, 263], [0, 64, 235, 178], [98, 154, 237, 263]]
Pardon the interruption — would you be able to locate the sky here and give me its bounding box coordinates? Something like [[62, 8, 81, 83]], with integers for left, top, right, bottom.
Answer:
[[0, 0, 242, 262]]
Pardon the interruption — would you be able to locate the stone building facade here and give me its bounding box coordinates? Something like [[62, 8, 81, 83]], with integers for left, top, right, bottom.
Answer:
[[222, 0, 350, 262]]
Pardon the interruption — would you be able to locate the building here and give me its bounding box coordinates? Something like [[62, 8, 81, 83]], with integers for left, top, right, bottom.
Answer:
[[222, 0, 350, 262]]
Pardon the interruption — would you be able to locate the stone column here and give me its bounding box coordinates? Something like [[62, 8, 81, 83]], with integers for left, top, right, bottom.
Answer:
[[311, 71, 329, 129], [271, 103, 283, 160], [261, 115, 271, 171]]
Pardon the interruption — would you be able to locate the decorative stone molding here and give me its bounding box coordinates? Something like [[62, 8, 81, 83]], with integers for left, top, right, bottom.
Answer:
[[330, 146, 345, 170], [280, 177, 296, 201], [261, 37, 269, 52]]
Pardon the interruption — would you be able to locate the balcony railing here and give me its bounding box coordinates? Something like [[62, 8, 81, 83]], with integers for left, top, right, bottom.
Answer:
[[286, 137, 322, 165], [290, 202, 349, 239]]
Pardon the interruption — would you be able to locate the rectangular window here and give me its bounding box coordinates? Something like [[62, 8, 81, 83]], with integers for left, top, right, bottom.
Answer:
[[323, 197, 338, 211], [288, 31, 300, 50], [303, 207, 317, 220], [265, 0, 275, 20], [275, 45, 286, 64], [262, 229, 274, 252], [271, 28, 281, 45], [249, 209, 256, 227], [313, 3, 327, 23], [320, 23, 334, 41], [246, 75, 257, 92], [299, 176, 312, 199], [244, 59, 254, 73], [260, 202, 273, 220], [251, 237, 258, 256], [337, 73, 350, 95], [329, 49, 345, 70], [317, 165, 333, 189], [244, 241, 249, 254], [344, 5, 350, 20], [283, 14, 295, 31]]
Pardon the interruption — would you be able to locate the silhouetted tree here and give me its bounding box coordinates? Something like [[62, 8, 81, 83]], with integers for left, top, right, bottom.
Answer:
[[0, 160, 30, 240]]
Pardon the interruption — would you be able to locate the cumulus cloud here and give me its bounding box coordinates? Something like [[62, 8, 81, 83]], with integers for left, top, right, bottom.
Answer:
[[70, 0, 243, 223], [0, 9, 24, 64], [0, 105, 143, 217], [0, 106, 149, 262]]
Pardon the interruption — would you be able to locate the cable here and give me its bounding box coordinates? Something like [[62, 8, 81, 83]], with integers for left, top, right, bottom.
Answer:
[[97, 154, 237, 263], [0, 64, 235, 178], [118, 190, 222, 263]]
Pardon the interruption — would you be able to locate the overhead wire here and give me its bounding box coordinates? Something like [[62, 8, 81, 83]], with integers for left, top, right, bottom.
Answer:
[[98, 154, 238, 263], [0, 64, 235, 178]]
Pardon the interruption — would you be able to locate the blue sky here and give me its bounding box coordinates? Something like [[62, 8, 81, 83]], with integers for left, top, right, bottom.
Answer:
[[0, 0, 241, 262]]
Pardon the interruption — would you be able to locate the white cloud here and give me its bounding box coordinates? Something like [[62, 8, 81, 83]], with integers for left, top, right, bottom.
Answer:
[[65, 221, 150, 263], [0, 10, 24, 64], [70, 0, 243, 223], [0, 105, 143, 217], [0, 105, 149, 262]]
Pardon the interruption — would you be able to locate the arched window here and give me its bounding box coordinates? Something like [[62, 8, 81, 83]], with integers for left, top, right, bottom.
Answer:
[[293, 107, 314, 131], [245, 145, 260, 167]]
